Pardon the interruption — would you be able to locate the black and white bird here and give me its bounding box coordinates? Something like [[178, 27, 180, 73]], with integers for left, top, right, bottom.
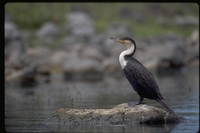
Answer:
[[110, 37, 175, 114]]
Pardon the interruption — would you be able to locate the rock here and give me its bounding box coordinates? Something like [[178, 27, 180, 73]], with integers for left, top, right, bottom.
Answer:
[[4, 22, 20, 42], [36, 22, 60, 43], [80, 45, 104, 61], [4, 21, 32, 87], [105, 22, 133, 38], [45, 103, 186, 126], [5, 22, 52, 87], [184, 29, 199, 67], [63, 57, 103, 81], [138, 34, 186, 70], [48, 50, 69, 66], [5, 64, 38, 88], [5, 22, 26, 58], [59, 36, 77, 46], [120, 8, 143, 23], [5, 45, 51, 88], [102, 57, 120, 72], [101, 57, 121, 78], [174, 15, 199, 26], [6, 65, 51, 88], [5, 11, 13, 22], [65, 12, 95, 40]]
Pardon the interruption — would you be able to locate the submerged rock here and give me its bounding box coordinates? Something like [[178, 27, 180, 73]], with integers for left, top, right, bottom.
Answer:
[[45, 103, 186, 126]]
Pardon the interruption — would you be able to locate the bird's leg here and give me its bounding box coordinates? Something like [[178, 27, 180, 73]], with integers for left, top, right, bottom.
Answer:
[[128, 96, 145, 107]]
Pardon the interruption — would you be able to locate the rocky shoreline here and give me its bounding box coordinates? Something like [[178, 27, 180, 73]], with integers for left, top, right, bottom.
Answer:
[[5, 11, 199, 88]]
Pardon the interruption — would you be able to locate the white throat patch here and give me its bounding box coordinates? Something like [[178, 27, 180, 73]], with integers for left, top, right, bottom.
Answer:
[[119, 44, 135, 69], [119, 51, 127, 69]]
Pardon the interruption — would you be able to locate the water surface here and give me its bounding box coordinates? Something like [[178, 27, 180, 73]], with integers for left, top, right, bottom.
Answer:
[[5, 67, 199, 132]]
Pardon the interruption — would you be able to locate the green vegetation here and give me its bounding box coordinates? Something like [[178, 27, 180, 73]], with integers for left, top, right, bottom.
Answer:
[[5, 3, 198, 37]]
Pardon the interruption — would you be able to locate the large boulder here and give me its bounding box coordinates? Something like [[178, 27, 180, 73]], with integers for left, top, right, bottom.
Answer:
[[45, 103, 186, 126]]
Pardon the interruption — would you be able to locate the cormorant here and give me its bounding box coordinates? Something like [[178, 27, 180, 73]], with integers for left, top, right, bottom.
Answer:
[[110, 37, 175, 114]]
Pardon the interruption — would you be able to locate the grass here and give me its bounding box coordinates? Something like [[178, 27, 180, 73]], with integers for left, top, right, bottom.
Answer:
[[5, 3, 198, 38]]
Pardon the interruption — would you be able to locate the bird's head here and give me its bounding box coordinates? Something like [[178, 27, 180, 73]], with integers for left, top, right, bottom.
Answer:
[[110, 37, 136, 48]]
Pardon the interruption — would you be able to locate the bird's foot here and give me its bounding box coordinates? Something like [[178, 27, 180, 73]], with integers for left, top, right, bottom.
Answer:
[[128, 102, 146, 107]]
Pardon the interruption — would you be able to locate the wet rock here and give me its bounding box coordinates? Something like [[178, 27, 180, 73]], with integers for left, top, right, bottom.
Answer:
[[45, 103, 186, 125], [36, 22, 60, 43]]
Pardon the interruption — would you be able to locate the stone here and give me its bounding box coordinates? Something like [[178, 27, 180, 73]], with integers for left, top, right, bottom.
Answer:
[[105, 22, 133, 38], [80, 45, 104, 61], [184, 29, 199, 67], [174, 15, 199, 26], [120, 8, 143, 23], [45, 103, 186, 126], [5, 21, 21, 43], [36, 22, 60, 43], [5, 64, 38, 87], [137, 34, 186, 70], [65, 12, 95, 39], [5, 21, 30, 85], [63, 57, 103, 81]]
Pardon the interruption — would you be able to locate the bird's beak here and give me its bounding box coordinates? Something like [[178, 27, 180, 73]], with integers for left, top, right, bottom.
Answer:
[[110, 37, 125, 44]]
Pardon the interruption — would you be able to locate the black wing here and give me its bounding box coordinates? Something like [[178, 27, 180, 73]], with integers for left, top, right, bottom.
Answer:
[[123, 57, 164, 100]]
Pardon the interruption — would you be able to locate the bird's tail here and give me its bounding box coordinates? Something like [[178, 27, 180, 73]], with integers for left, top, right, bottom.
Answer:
[[156, 99, 176, 115]]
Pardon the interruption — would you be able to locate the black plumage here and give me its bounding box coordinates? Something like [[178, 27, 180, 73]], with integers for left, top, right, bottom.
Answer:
[[123, 56, 163, 100], [110, 37, 175, 114]]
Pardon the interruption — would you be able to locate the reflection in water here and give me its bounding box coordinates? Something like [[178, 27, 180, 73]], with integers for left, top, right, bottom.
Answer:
[[45, 123, 177, 133], [5, 68, 199, 132]]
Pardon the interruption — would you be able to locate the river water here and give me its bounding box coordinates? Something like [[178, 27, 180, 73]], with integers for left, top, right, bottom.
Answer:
[[5, 67, 199, 132]]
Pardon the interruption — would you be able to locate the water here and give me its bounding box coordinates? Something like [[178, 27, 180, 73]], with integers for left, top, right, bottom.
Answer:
[[5, 67, 199, 132]]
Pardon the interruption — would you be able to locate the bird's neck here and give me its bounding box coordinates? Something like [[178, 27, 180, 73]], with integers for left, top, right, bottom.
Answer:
[[123, 43, 136, 57], [119, 43, 136, 69]]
